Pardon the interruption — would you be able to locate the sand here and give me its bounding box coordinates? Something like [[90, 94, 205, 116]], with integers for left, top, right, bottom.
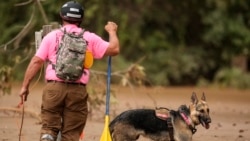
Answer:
[[0, 83, 250, 141]]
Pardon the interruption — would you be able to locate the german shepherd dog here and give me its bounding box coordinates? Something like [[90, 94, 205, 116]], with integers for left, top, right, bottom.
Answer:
[[109, 93, 211, 141]]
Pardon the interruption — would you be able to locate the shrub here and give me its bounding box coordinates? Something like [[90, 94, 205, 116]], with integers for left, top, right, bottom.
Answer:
[[214, 67, 250, 89]]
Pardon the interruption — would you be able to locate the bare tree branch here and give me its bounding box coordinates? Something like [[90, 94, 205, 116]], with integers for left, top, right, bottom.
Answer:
[[0, 0, 50, 50], [35, 0, 49, 24], [15, 0, 34, 6], [90, 69, 136, 92], [0, 8, 35, 50], [13, 48, 34, 69]]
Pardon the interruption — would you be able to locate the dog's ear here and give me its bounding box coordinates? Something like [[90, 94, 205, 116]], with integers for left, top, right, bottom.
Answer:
[[191, 92, 198, 104], [201, 92, 206, 101]]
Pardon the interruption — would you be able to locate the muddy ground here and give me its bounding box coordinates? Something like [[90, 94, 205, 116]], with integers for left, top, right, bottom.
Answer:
[[0, 83, 250, 141]]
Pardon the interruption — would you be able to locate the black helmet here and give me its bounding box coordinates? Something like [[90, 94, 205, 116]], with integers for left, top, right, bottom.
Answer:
[[60, 1, 84, 22]]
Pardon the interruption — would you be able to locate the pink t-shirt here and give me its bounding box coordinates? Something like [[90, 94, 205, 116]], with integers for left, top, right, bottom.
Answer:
[[35, 24, 109, 84]]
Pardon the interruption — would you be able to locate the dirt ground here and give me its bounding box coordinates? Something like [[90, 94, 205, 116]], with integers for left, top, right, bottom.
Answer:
[[0, 83, 250, 141]]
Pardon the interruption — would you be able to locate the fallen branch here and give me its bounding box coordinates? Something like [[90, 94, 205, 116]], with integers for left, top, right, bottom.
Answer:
[[0, 107, 41, 123]]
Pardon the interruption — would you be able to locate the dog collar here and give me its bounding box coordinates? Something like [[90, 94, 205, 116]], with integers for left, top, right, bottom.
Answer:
[[180, 112, 197, 134]]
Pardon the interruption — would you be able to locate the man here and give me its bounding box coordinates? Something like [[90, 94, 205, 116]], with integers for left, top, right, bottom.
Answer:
[[19, 1, 120, 141]]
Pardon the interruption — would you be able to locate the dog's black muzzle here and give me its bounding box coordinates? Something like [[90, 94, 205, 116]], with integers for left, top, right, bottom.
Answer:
[[199, 116, 211, 129]]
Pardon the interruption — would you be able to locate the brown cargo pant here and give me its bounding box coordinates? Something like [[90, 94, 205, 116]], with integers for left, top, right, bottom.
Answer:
[[40, 82, 88, 141]]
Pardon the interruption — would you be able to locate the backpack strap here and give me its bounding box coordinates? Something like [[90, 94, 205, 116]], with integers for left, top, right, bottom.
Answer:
[[48, 29, 64, 67], [78, 29, 85, 36], [58, 28, 66, 34], [49, 28, 86, 70]]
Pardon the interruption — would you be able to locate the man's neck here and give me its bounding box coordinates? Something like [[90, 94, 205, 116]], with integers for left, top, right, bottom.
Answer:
[[62, 21, 80, 27]]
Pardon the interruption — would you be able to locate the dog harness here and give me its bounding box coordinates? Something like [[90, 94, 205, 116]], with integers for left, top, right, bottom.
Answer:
[[155, 106, 197, 141], [166, 117, 175, 141], [155, 107, 175, 141]]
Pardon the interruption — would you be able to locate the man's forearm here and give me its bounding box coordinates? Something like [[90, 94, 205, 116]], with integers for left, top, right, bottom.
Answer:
[[107, 31, 120, 56], [22, 56, 44, 88], [104, 21, 120, 56]]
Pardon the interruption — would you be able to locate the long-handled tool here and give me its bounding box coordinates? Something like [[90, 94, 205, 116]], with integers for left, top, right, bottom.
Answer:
[[100, 56, 112, 141]]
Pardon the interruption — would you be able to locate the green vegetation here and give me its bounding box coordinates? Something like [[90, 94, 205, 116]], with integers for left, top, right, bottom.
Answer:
[[1, 0, 250, 90]]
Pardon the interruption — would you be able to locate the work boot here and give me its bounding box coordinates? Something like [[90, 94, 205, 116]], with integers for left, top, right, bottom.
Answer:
[[41, 134, 54, 141]]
